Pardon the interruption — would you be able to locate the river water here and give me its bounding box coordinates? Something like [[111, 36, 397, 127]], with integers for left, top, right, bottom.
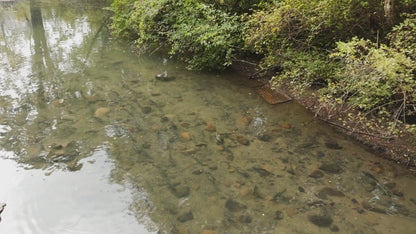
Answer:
[[1, 0, 416, 233]]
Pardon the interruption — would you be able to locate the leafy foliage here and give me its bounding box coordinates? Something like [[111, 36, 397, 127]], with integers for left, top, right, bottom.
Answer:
[[388, 13, 416, 60], [107, 0, 416, 138], [107, 0, 243, 70], [243, 0, 387, 61], [325, 37, 416, 131], [201, 0, 265, 13], [270, 50, 338, 95]]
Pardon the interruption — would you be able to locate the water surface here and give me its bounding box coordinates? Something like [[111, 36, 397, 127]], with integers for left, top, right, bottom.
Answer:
[[1, 1, 416, 233]]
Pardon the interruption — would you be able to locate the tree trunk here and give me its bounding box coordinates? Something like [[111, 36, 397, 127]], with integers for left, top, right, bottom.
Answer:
[[384, 0, 398, 26]]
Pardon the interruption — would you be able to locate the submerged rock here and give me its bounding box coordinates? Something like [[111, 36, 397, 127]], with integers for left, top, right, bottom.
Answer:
[[236, 135, 249, 145], [225, 199, 246, 212], [155, 71, 176, 81], [238, 215, 252, 223], [205, 124, 216, 132], [94, 107, 110, 118], [308, 214, 333, 227], [309, 170, 324, 178], [141, 106, 152, 114], [325, 141, 343, 150], [172, 185, 190, 198], [280, 122, 291, 129], [319, 163, 343, 174], [275, 210, 284, 220], [316, 187, 345, 199], [177, 211, 193, 222], [201, 230, 215, 234], [258, 133, 272, 142], [330, 225, 340, 232], [361, 201, 387, 214], [181, 132, 191, 141], [236, 116, 253, 126]]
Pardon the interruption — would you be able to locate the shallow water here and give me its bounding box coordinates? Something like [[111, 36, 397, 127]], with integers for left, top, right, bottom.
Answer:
[[1, 1, 416, 233]]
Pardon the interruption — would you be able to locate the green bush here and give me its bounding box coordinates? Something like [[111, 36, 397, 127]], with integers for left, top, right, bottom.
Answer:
[[107, 0, 243, 70], [243, 0, 386, 61], [106, 0, 137, 39], [326, 37, 416, 129], [270, 50, 338, 95], [202, 0, 265, 13], [388, 13, 416, 60]]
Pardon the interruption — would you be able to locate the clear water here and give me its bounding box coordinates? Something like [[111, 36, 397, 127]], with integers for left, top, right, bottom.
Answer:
[[1, 1, 416, 233]]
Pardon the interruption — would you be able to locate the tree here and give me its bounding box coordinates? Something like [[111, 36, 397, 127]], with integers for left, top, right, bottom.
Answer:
[[384, 0, 398, 26]]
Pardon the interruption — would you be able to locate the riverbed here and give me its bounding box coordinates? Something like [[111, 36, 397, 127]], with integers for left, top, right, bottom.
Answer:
[[1, 1, 416, 233]]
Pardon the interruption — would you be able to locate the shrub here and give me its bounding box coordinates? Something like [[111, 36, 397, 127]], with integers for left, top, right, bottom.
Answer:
[[326, 37, 416, 130], [270, 50, 338, 95], [107, 0, 243, 70], [388, 13, 416, 60]]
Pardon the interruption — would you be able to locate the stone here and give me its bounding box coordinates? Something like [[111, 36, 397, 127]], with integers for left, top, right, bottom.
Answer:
[[239, 187, 252, 197], [384, 182, 396, 190], [236, 135, 249, 145], [325, 141, 343, 150], [263, 165, 273, 173], [275, 210, 284, 220], [94, 107, 110, 118], [362, 201, 386, 214], [53, 99, 65, 107], [223, 180, 231, 187], [160, 116, 169, 122], [182, 149, 196, 155], [141, 106, 152, 114], [236, 117, 252, 126], [309, 170, 324, 178], [225, 199, 246, 212], [180, 122, 190, 128], [330, 225, 340, 232], [238, 215, 252, 223], [209, 165, 218, 170], [316, 187, 345, 199], [308, 214, 333, 227], [172, 185, 190, 198], [205, 124, 216, 132], [201, 230, 215, 234], [177, 211, 193, 222], [280, 122, 291, 129], [208, 196, 217, 202], [393, 190, 404, 197], [258, 133, 272, 141], [175, 226, 189, 234], [192, 169, 203, 175], [319, 163, 343, 174], [181, 132, 191, 141], [155, 72, 176, 81]]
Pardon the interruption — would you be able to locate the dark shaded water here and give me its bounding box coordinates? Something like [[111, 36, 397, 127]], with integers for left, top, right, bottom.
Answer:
[[1, 1, 416, 233]]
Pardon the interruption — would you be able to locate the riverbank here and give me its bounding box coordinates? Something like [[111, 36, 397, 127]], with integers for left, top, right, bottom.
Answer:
[[231, 61, 416, 170], [106, 0, 416, 170]]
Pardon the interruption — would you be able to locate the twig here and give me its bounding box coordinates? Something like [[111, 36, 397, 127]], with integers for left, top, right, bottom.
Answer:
[[233, 59, 261, 68]]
